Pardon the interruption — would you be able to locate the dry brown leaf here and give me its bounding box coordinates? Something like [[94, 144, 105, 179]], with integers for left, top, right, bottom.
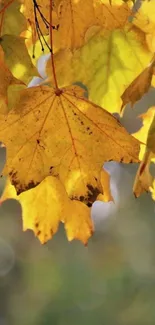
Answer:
[[121, 55, 155, 110]]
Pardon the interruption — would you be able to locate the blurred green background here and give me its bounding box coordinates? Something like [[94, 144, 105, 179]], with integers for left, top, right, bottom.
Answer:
[[0, 86, 155, 325]]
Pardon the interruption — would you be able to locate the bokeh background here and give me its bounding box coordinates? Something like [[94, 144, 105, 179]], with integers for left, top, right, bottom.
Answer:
[[0, 62, 155, 325]]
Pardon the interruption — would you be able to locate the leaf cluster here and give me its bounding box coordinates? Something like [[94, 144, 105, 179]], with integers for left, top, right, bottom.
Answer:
[[0, 0, 155, 244]]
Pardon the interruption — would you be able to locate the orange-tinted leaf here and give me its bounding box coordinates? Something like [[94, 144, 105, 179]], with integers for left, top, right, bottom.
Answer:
[[0, 35, 38, 84], [57, 0, 132, 50], [133, 150, 153, 198], [0, 0, 26, 36], [0, 85, 140, 206], [21, 0, 50, 35], [96, 168, 114, 202], [121, 55, 155, 110]]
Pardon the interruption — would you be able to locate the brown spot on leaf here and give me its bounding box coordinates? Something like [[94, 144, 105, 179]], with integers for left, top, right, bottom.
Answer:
[[10, 171, 19, 189], [27, 181, 39, 191], [9, 171, 39, 195], [87, 184, 100, 205], [20, 180, 40, 195], [71, 184, 100, 207]]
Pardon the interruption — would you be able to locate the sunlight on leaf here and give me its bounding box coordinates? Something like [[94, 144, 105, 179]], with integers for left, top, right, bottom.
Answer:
[[0, 0, 27, 36], [56, 0, 132, 49], [0, 35, 38, 84], [0, 46, 23, 114], [0, 177, 93, 244], [0, 85, 140, 207], [46, 26, 152, 113], [121, 54, 155, 110], [0, 0, 154, 243]]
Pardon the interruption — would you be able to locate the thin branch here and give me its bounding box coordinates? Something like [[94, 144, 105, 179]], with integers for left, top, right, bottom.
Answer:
[[49, 0, 58, 89]]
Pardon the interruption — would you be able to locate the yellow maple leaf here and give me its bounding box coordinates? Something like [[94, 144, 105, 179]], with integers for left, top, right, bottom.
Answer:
[[20, 0, 59, 42], [20, 0, 50, 35], [0, 84, 139, 206], [0, 35, 38, 84], [132, 0, 155, 52], [0, 176, 93, 244], [56, 0, 132, 50], [0, 46, 23, 113], [146, 30, 155, 53], [96, 168, 114, 202], [63, 199, 93, 244], [0, 0, 27, 36], [133, 106, 155, 161], [19, 0, 60, 63], [46, 26, 152, 113], [133, 0, 155, 35], [133, 106, 155, 197]]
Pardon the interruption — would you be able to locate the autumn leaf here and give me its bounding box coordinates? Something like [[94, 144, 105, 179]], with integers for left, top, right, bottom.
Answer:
[[19, 0, 60, 63], [20, 0, 59, 45], [121, 54, 155, 110], [0, 0, 155, 244], [133, 0, 155, 35], [0, 0, 27, 36], [146, 30, 155, 53], [0, 176, 93, 244], [46, 26, 152, 113], [96, 168, 114, 202], [56, 0, 132, 50], [20, 0, 50, 36], [0, 84, 139, 206], [133, 150, 154, 198], [0, 46, 23, 113], [63, 199, 93, 244], [0, 34, 38, 84], [132, 0, 155, 52], [133, 107, 155, 197]]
